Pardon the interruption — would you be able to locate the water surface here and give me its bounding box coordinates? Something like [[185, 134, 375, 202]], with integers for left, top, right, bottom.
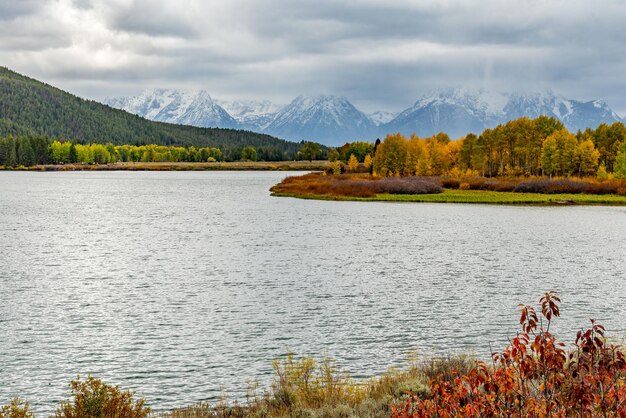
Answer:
[[1, 171, 625, 414]]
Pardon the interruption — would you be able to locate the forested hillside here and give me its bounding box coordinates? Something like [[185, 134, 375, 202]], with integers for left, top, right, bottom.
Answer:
[[0, 67, 302, 160]]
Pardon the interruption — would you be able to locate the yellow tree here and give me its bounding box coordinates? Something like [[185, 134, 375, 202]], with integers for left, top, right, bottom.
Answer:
[[445, 140, 462, 173], [406, 136, 426, 176], [372, 133, 408, 176], [577, 138, 599, 176], [347, 154, 359, 172], [363, 154, 372, 170], [426, 136, 449, 175], [541, 129, 578, 177]]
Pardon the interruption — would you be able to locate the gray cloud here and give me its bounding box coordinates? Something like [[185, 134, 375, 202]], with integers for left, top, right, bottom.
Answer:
[[1, 0, 626, 115], [0, 1, 41, 21]]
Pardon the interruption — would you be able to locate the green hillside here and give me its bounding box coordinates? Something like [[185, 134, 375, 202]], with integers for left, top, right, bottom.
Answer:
[[0, 67, 302, 159]]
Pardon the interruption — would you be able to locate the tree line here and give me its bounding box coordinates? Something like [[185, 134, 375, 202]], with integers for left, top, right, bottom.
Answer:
[[0, 136, 324, 166], [367, 117, 626, 179]]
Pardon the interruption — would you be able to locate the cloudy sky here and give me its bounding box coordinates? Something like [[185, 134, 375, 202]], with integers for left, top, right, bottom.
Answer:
[[1, 0, 625, 114]]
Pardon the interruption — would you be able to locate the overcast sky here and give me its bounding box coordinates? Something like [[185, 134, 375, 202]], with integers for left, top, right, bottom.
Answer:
[[1, 0, 625, 114]]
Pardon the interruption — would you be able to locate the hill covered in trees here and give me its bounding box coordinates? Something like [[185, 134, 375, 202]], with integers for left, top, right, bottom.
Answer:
[[0, 67, 303, 160]]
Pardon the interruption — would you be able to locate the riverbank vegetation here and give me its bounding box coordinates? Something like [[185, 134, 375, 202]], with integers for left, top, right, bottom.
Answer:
[[271, 172, 626, 204], [2, 293, 624, 417], [0, 136, 328, 168], [272, 116, 626, 203]]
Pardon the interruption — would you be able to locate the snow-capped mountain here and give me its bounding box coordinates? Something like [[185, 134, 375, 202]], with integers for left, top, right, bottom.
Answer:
[[383, 89, 623, 138], [501, 90, 621, 132], [216, 99, 282, 130], [383, 89, 508, 139], [105, 88, 623, 145], [263, 95, 376, 145], [368, 111, 397, 126], [105, 89, 239, 129]]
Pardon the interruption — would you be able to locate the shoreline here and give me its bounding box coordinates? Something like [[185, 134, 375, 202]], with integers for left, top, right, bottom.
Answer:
[[0, 161, 331, 172], [271, 189, 626, 205]]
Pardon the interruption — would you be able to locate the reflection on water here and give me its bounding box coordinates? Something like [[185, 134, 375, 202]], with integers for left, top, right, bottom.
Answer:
[[0, 171, 625, 414]]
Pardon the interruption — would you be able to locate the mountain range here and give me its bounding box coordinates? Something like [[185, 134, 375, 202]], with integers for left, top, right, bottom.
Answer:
[[106, 89, 625, 146]]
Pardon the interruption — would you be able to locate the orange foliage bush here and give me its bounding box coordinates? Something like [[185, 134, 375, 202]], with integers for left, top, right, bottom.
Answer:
[[391, 292, 626, 418]]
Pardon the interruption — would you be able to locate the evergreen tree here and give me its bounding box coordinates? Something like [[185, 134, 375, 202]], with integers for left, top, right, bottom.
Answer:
[[69, 143, 78, 163], [4, 137, 18, 167], [17, 137, 36, 166]]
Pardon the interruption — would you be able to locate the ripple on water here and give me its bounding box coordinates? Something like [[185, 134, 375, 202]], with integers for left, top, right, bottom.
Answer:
[[0, 171, 625, 415]]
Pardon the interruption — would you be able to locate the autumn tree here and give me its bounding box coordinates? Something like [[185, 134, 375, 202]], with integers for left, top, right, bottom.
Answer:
[[577, 138, 599, 176], [332, 160, 342, 175], [445, 140, 462, 173], [347, 154, 359, 172], [372, 133, 408, 176], [541, 129, 578, 177], [459, 133, 477, 170], [614, 139, 626, 179], [591, 122, 626, 171], [363, 154, 372, 170], [597, 162, 609, 181]]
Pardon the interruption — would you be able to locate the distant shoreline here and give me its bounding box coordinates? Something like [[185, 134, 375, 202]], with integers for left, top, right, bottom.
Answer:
[[0, 161, 331, 172]]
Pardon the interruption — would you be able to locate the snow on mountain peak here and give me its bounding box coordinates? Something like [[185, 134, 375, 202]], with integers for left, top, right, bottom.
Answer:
[[105, 88, 238, 128], [104, 88, 623, 146], [369, 111, 397, 126], [413, 88, 508, 120]]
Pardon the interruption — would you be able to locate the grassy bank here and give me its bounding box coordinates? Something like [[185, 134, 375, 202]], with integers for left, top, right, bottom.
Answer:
[[0, 161, 331, 172], [273, 188, 626, 205], [270, 173, 626, 205]]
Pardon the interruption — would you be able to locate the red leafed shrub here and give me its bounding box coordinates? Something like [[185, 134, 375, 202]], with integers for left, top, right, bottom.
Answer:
[[391, 291, 626, 418]]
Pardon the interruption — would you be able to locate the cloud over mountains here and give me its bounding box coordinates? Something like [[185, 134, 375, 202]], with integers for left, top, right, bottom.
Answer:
[[1, 0, 626, 117]]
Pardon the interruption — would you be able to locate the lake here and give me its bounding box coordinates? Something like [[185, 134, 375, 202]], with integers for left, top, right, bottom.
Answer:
[[1, 171, 625, 415]]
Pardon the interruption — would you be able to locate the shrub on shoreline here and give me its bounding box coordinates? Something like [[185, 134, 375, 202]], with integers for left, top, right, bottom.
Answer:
[[392, 292, 626, 417], [52, 376, 150, 418], [2, 293, 625, 417]]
